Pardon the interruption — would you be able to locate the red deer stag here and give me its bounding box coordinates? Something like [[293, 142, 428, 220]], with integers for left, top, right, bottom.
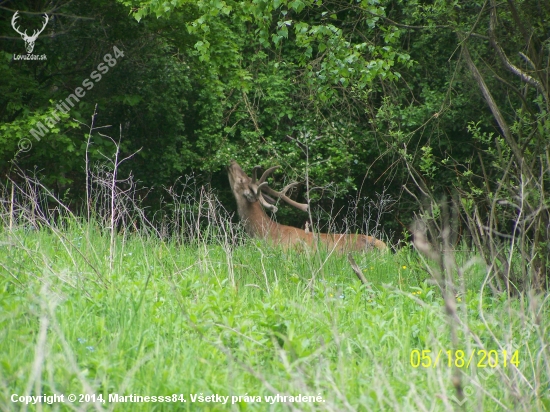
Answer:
[[227, 161, 387, 252]]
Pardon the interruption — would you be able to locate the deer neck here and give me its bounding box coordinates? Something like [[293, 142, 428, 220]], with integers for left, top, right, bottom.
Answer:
[[237, 200, 277, 238]]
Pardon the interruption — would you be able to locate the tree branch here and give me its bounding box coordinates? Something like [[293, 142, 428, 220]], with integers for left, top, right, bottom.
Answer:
[[458, 32, 530, 178], [488, 0, 547, 100]]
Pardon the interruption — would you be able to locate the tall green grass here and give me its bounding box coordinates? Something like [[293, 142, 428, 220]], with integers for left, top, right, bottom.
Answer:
[[0, 221, 548, 411]]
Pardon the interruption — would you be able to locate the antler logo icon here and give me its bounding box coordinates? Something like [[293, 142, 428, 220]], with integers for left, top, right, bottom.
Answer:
[[11, 11, 49, 54]]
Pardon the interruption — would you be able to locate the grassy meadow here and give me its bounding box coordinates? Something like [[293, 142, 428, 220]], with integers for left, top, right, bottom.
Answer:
[[0, 219, 548, 411]]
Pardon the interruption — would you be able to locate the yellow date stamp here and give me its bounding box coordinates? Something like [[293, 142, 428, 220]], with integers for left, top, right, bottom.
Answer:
[[410, 349, 520, 368]]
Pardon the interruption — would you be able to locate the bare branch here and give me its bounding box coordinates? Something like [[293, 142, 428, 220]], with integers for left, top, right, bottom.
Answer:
[[347, 253, 370, 286], [488, 0, 547, 100], [458, 33, 529, 177]]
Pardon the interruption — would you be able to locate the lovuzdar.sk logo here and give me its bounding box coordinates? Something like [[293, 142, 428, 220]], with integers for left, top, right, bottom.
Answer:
[[11, 10, 49, 60]]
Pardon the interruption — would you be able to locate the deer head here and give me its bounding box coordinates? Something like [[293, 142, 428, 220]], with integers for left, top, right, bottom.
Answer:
[[12, 11, 49, 54], [227, 161, 308, 214]]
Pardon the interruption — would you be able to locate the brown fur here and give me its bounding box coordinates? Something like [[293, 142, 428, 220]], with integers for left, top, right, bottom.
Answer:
[[227, 161, 387, 252]]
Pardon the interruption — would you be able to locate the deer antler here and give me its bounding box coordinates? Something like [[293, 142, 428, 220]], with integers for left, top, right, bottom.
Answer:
[[257, 166, 309, 212], [261, 183, 309, 212], [249, 165, 277, 211], [251, 165, 262, 184], [258, 194, 278, 212], [251, 165, 308, 212], [257, 166, 280, 184]]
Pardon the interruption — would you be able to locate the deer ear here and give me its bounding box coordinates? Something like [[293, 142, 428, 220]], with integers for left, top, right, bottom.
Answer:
[[262, 193, 276, 205], [243, 189, 256, 203]]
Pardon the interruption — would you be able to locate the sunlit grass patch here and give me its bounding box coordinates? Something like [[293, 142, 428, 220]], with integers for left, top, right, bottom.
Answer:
[[0, 224, 547, 411]]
